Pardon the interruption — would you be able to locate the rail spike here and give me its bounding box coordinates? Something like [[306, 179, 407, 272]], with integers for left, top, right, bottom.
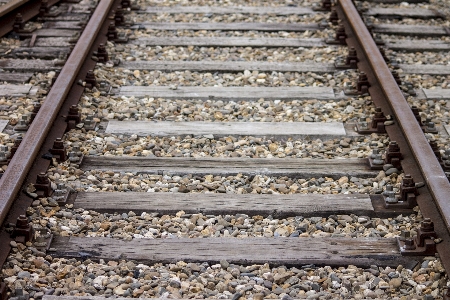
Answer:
[[66, 105, 81, 131], [335, 46, 358, 69], [356, 107, 387, 135], [384, 174, 419, 209], [49, 138, 67, 162], [10, 215, 34, 244], [326, 25, 347, 45], [397, 218, 437, 256]]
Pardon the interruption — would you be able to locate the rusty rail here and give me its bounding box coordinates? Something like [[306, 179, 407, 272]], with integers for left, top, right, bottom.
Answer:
[[338, 0, 450, 231], [0, 0, 114, 227], [337, 0, 450, 270], [0, 0, 61, 37]]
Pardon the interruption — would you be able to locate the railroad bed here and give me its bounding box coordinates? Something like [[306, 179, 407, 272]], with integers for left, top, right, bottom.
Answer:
[[1, 0, 450, 299]]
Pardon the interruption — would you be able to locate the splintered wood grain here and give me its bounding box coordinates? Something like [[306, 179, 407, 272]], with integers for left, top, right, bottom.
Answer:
[[104, 121, 348, 139], [0, 120, 9, 133], [11, 47, 70, 59], [143, 6, 314, 15], [119, 61, 450, 76], [384, 40, 450, 52], [373, 24, 447, 36], [399, 64, 450, 75], [38, 15, 90, 22], [133, 22, 320, 32], [20, 29, 78, 37], [119, 61, 335, 73], [0, 59, 60, 71], [50, 236, 416, 267], [28, 37, 73, 47], [0, 84, 37, 97], [365, 8, 440, 18], [0, 73, 32, 83], [74, 192, 374, 217], [81, 157, 376, 179], [116, 86, 336, 100], [129, 37, 326, 48], [43, 21, 84, 29], [422, 89, 450, 99]]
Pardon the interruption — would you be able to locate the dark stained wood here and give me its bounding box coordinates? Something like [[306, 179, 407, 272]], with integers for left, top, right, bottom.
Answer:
[[373, 24, 447, 36], [0, 73, 32, 83], [0, 59, 61, 71], [10, 47, 70, 59], [43, 21, 84, 30], [365, 8, 441, 18], [143, 6, 314, 15], [81, 157, 377, 179], [25, 37, 73, 47], [384, 40, 450, 52], [119, 60, 335, 73], [49, 236, 418, 267], [115, 86, 338, 100], [130, 37, 326, 48], [133, 22, 320, 32], [39, 14, 90, 22], [74, 192, 375, 217]]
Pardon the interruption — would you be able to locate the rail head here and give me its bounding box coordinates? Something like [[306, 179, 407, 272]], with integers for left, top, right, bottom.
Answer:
[[0, 0, 115, 227], [337, 0, 450, 231]]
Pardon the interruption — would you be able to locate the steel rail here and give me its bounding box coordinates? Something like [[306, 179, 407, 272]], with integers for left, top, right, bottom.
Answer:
[[0, 0, 60, 37], [0, 0, 28, 18], [338, 0, 450, 232], [0, 0, 114, 227]]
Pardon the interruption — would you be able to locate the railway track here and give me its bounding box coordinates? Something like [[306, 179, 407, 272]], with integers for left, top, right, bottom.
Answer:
[[1, 0, 450, 299]]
